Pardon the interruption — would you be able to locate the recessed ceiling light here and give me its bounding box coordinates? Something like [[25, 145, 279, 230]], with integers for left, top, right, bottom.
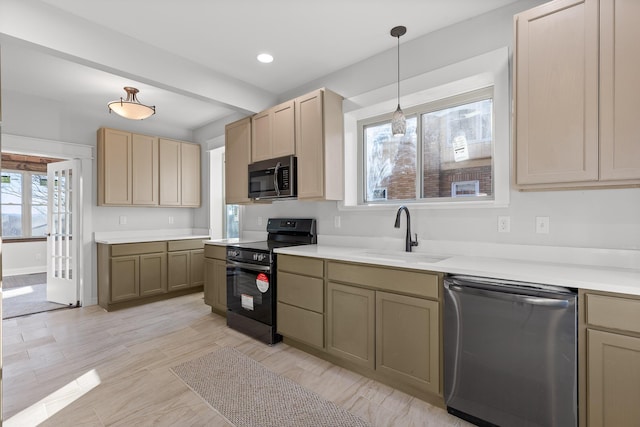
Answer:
[[257, 53, 274, 64]]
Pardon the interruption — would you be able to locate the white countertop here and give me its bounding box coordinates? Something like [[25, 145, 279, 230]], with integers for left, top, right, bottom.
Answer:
[[274, 244, 640, 296], [205, 238, 262, 246], [95, 234, 211, 244]]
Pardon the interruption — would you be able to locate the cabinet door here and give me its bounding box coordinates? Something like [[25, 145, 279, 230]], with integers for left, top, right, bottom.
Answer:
[[225, 117, 252, 204], [190, 249, 204, 286], [271, 100, 295, 158], [514, 0, 599, 185], [131, 133, 159, 206], [376, 292, 439, 395], [139, 252, 166, 296], [252, 109, 272, 162], [181, 142, 201, 206], [213, 259, 227, 312], [159, 138, 181, 206], [599, 0, 640, 181], [167, 251, 190, 290], [99, 128, 132, 205], [327, 282, 375, 369], [204, 258, 216, 307], [110, 256, 139, 302], [587, 329, 640, 426], [295, 90, 325, 199]]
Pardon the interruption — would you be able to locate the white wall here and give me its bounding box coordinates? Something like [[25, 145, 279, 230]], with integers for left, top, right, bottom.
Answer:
[[238, 0, 640, 252], [2, 241, 46, 276]]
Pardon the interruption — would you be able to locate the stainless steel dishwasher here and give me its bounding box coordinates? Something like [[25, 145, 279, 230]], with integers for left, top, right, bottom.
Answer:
[[444, 275, 578, 427]]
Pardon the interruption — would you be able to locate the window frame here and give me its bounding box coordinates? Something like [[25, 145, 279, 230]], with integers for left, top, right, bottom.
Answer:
[[342, 47, 510, 211], [359, 87, 495, 205], [1, 169, 49, 240]]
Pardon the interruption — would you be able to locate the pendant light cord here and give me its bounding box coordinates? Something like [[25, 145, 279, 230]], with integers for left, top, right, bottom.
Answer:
[[397, 34, 400, 105]]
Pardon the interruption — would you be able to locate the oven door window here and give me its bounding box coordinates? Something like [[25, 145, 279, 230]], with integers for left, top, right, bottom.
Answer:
[[227, 265, 273, 325]]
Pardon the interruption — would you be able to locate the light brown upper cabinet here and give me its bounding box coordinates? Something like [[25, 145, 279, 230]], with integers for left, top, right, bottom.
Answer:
[[251, 100, 295, 162], [159, 138, 201, 207], [225, 117, 252, 204], [514, 0, 640, 190], [98, 127, 200, 207], [295, 89, 344, 200], [98, 128, 159, 206]]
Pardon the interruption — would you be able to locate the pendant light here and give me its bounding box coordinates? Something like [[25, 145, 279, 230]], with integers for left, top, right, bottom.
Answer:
[[390, 25, 406, 137], [108, 87, 156, 120]]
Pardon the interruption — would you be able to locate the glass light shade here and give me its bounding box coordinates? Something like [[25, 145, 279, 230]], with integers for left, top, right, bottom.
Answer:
[[391, 104, 406, 136], [108, 101, 155, 120], [108, 87, 155, 120]]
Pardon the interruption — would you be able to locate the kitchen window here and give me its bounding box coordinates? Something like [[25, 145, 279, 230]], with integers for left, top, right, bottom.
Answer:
[[361, 87, 493, 204], [1, 170, 49, 239]]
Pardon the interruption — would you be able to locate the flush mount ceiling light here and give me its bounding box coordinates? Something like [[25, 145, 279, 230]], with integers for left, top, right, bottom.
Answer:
[[390, 25, 407, 137], [257, 53, 274, 63], [108, 86, 156, 120]]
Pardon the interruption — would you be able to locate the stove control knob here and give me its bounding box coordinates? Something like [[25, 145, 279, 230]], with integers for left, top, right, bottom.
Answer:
[[227, 250, 239, 258], [253, 253, 267, 262]]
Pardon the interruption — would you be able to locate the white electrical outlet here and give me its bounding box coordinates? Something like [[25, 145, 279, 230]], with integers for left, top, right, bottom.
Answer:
[[257, 217, 263, 226], [536, 216, 550, 234], [498, 216, 511, 233], [334, 216, 341, 228], [119, 215, 127, 225], [168, 216, 174, 224]]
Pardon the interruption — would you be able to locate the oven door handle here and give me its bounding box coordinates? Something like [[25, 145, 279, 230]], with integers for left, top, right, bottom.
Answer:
[[227, 260, 271, 273]]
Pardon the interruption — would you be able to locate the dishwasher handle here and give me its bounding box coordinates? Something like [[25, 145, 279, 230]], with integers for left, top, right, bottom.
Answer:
[[447, 282, 571, 308]]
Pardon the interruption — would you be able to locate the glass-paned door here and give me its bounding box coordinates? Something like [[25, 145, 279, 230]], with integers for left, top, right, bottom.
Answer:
[[46, 159, 80, 306]]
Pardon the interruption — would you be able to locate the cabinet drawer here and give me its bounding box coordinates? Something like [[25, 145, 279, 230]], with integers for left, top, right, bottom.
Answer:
[[168, 239, 205, 251], [278, 272, 323, 313], [587, 294, 640, 334], [327, 261, 440, 300], [204, 244, 227, 260], [277, 302, 324, 349], [111, 241, 166, 257], [278, 255, 324, 277]]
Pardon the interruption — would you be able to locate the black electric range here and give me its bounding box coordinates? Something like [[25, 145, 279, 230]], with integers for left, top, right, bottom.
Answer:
[[226, 218, 317, 344]]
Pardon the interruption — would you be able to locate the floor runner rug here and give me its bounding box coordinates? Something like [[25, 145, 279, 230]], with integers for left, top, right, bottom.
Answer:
[[171, 346, 371, 427]]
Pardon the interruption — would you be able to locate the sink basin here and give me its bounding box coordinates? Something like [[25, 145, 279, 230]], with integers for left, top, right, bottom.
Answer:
[[356, 250, 448, 265]]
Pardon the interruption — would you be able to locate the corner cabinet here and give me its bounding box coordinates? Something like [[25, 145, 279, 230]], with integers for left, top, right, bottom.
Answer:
[[204, 244, 227, 315], [514, 0, 640, 190], [251, 100, 295, 162], [295, 89, 344, 200], [581, 291, 640, 427], [225, 117, 252, 204]]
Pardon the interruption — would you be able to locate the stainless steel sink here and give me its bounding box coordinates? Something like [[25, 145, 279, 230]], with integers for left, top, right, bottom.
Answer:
[[356, 250, 448, 264]]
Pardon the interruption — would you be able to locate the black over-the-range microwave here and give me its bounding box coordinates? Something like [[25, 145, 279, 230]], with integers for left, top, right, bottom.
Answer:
[[248, 155, 297, 200]]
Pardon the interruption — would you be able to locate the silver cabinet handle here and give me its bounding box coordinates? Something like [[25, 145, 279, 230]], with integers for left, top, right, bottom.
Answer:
[[447, 283, 570, 308]]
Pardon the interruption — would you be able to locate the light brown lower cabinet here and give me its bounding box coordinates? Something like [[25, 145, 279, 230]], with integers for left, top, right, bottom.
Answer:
[[98, 239, 205, 311], [326, 282, 375, 369], [276, 256, 325, 349], [276, 255, 443, 405], [376, 291, 440, 395], [167, 240, 205, 291], [585, 292, 640, 427], [204, 245, 227, 315]]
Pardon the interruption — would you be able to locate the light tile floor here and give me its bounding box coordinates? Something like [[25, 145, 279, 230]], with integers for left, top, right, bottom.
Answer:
[[2, 292, 471, 426]]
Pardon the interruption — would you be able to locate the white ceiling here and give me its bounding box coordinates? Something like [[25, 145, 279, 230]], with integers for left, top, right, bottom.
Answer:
[[1, 0, 521, 131]]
